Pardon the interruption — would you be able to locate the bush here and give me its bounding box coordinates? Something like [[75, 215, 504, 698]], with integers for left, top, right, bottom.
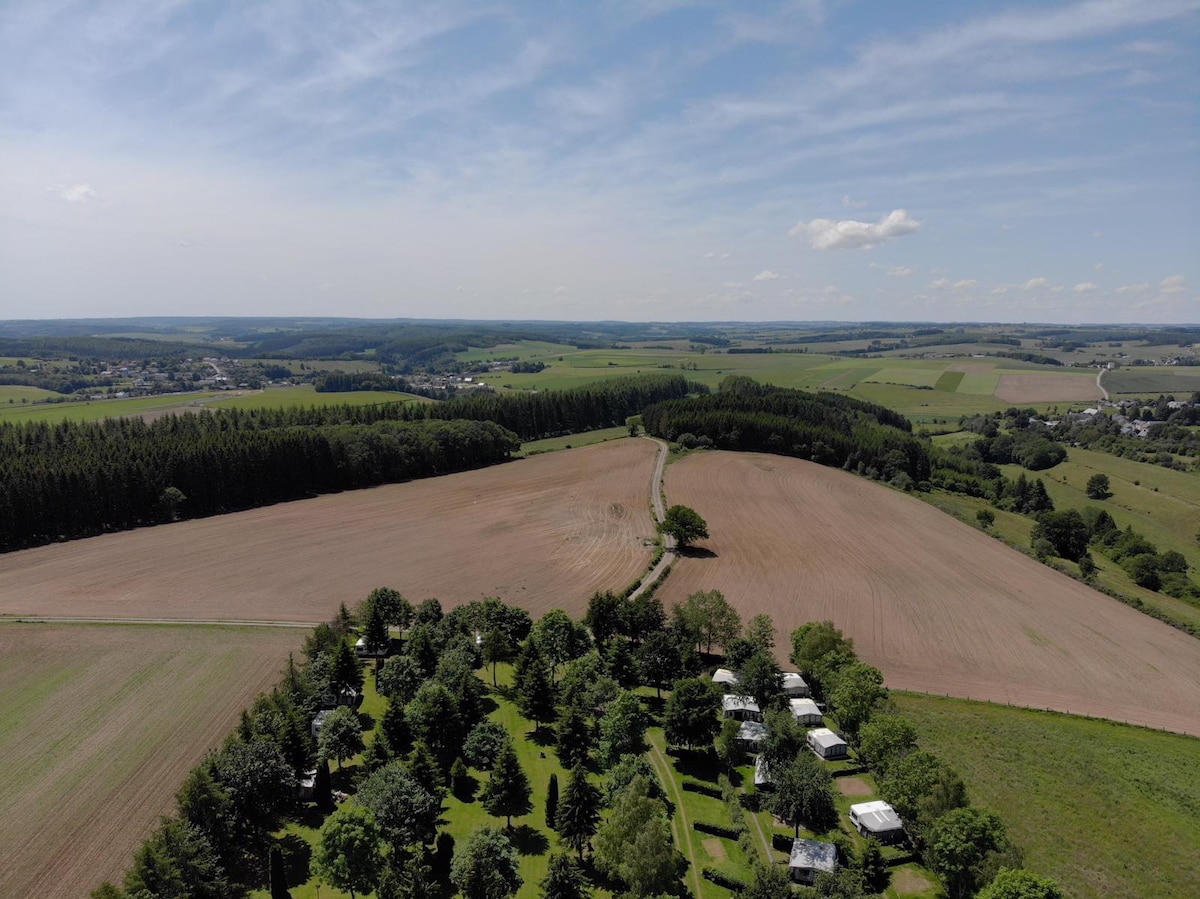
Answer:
[[682, 779, 723, 799], [693, 820, 740, 839], [701, 867, 747, 891]]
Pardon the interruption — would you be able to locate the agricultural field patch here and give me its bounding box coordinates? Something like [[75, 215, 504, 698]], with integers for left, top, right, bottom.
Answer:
[[0, 623, 302, 899], [864, 367, 942, 388], [0, 439, 658, 624], [893, 692, 1200, 899], [1104, 365, 1200, 396], [658, 451, 1200, 734], [933, 370, 964, 391], [994, 372, 1103, 404], [954, 371, 1001, 395]]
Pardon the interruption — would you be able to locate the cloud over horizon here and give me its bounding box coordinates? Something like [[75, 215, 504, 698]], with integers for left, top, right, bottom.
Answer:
[[791, 209, 922, 251]]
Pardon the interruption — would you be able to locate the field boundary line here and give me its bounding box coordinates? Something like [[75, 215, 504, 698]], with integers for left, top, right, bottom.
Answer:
[[0, 615, 317, 629]]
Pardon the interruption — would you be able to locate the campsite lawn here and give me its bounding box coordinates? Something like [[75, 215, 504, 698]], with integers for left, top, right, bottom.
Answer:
[[893, 692, 1200, 899]]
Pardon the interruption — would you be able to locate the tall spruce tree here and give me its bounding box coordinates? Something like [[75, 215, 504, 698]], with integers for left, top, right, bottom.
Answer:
[[482, 742, 533, 829], [555, 765, 601, 861]]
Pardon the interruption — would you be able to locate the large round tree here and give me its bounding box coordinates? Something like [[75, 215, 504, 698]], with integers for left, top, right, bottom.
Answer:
[[659, 504, 709, 549]]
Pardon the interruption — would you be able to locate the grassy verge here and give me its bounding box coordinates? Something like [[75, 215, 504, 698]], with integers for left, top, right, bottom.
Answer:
[[893, 692, 1200, 899], [517, 426, 631, 457]]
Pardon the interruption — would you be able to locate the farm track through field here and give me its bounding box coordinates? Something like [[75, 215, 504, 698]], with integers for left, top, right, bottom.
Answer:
[[657, 451, 1200, 735], [648, 732, 705, 899]]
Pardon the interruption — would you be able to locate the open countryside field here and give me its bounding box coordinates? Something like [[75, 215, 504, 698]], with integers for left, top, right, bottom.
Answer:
[[1103, 364, 1200, 395], [469, 343, 1107, 424], [0, 623, 303, 899], [658, 451, 1200, 734], [0, 439, 657, 623], [893, 693, 1200, 899]]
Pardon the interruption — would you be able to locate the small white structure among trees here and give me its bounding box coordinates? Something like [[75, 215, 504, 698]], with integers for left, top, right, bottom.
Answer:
[[849, 800, 905, 843], [788, 838, 837, 885], [806, 727, 848, 760]]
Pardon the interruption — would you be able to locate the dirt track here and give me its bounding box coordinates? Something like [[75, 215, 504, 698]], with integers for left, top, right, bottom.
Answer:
[[659, 452, 1200, 735], [0, 624, 302, 899], [0, 439, 658, 622]]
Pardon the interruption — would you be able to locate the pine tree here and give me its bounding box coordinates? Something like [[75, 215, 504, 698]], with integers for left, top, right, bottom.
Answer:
[[364, 602, 389, 654], [314, 759, 334, 812], [555, 765, 600, 861], [515, 647, 557, 733], [482, 742, 533, 829], [555, 705, 592, 770], [269, 845, 291, 899], [546, 773, 559, 829], [540, 853, 591, 899]]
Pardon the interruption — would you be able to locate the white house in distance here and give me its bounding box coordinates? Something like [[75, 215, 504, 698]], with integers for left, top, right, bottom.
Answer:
[[789, 838, 838, 884], [807, 727, 849, 760], [712, 667, 739, 690], [849, 800, 904, 843], [722, 694, 762, 722], [789, 697, 824, 726], [782, 672, 810, 697]]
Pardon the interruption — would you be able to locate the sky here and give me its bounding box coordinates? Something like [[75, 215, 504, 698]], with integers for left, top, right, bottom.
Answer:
[[1, 0, 1197, 324]]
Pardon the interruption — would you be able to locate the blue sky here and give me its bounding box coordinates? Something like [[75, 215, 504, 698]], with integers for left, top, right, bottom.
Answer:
[[1, 0, 1197, 323]]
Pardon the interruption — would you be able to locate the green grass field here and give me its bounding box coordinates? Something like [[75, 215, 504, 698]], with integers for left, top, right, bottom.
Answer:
[[892, 693, 1200, 899], [1103, 366, 1200, 396], [0, 385, 429, 425], [518, 426, 631, 457]]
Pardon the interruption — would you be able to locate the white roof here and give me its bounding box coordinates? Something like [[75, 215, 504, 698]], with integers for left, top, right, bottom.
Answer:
[[738, 720, 768, 744], [789, 838, 837, 873], [789, 698, 822, 718], [722, 694, 761, 713], [782, 672, 808, 689], [850, 800, 903, 833], [808, 727, 846, 750], [712, 668, 739, 685]]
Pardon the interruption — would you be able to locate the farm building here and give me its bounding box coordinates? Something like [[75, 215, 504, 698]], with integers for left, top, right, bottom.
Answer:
[[782, 672, 810, 697], [789, 838, 838, 884], [737, 720, 768, 752], [712, 667, 739, 690], [311, 709, 332, 738], [722, 694, 762, 722], [849, 801, 904, 843], [754, 755, 771, 788], [789, 697, 823, 726], [807, 727, 849, 760]]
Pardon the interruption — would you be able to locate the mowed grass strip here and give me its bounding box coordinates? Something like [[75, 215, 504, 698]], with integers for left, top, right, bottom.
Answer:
[[0, 623, 303, 899], [934, 370, 965, 392], [893, 692, 1200, 899]]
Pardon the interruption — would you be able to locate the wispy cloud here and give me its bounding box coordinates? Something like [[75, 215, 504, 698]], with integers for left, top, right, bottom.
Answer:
[[791, 209, 921, 251]]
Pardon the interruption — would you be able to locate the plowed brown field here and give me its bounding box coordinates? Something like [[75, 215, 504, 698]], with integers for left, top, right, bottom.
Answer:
[[659, 452, 1200, 735], [0, 439, 657, 622], [994, 372, 1102, 403], [0, 624, 302, 899]]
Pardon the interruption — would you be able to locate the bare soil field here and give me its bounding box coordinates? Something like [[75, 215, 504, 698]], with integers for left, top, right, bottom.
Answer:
[[0, 623, 302, 899], [0, 439, 657, 622], [994, 372, 1102, 403], [659, 452, 1200, 735]]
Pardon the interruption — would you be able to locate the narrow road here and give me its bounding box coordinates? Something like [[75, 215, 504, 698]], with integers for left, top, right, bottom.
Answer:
[[628, 435, 675, 601], [1096, 367, 1109, 400], [648, 732, 705, 899]]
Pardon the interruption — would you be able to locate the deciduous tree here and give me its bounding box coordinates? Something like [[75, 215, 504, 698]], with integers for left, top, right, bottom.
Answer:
[[313, 807, 384, 899], [451, 826, 522, 899], [977, 868, 1064, 899], [318, 705, 364, 770], [663, 677, 721, 750], [658, 504, 709, 548]]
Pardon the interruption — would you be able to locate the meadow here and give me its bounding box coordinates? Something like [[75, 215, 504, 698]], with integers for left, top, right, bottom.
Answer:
[[893, 692, 1200, 899], [0, 622, 303, 899]]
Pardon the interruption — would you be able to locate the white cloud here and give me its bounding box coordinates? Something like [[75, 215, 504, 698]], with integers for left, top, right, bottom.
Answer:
[[790, 209, 921, 251], [930, 278, 951, 289], [1072, 282, 1098, 293], [953, 279, 978, 290], [1160, 275, 1185, 293], [1020, 277, 1048, 290], [841, 194, 867, 209], [753, 270, 780, 281], [1115, 282, 1151, 294], [871, 263, 915, 276], [554, 285, 567, 295], [48, 183, 96, 203]]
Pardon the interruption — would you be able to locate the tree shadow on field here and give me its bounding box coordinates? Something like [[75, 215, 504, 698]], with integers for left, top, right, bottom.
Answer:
[[679, 546, 717, 559], [479, 695, 499, 716], [277, 833, 312, 887], [452, 773, 479, 803], [356, 710, 375, 730], [509, 824, 550, 856], [670, 747, 722, 783], [523, 727, 557, 748]]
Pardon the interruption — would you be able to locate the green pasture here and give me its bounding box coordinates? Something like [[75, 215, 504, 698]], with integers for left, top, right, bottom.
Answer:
[[517, 426, 631, 457], [456, 340, 581, 363], [921, 488, 1200, 632], [0, 384, 62, 404], [893, 692, 1200, 899], [0, 385, 429, 425], [1104, 365, 1200, 396]]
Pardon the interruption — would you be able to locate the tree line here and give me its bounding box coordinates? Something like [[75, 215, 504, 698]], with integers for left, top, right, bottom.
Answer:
[[642, 376, 931, 483], [0, 416, 519, 551]]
